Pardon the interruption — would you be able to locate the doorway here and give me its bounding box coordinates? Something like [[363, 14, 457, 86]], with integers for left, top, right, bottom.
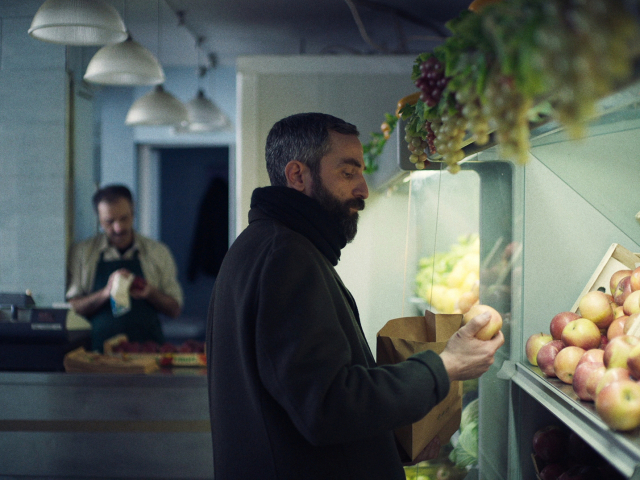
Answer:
[[155, 146, 229, 343]]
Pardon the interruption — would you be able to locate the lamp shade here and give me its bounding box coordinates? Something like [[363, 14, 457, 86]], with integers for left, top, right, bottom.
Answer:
[[125, 85, 189, 126], [29, 0, 127, 46], [177, 90, 230, 132], [84, 36, 165, 86]]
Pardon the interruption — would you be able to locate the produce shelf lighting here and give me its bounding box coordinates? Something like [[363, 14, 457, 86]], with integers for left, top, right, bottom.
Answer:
[[29, 0, 127, 46]]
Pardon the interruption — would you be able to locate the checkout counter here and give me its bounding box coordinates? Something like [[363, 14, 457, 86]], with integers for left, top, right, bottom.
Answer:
[[0, 293, 213, 479]]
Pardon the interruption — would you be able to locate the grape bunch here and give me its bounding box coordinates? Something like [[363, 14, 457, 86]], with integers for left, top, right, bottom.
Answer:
[[404, 126, 430, 170], [430, 112, 467, 173], [533, 0, 638, 139], [415, 55, 449, 107], [455, 84, 491, 146], [483, 73, 532, 165], [423, 121, 436, 155]]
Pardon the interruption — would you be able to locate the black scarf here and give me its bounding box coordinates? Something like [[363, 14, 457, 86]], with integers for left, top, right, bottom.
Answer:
[[249, 186, 346, 266]]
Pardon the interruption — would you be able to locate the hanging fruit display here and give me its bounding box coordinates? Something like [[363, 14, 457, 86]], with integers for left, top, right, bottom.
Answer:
[[387, 0, 640, 173]]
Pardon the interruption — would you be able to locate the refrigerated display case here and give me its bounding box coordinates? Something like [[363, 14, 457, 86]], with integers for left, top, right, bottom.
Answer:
[[387, 78, 640, 479], [388, 154, 514, 479]]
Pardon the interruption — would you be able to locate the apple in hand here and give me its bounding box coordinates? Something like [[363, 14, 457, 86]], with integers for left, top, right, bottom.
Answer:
[[462, 304, 503, 340], [561, 318, 602, 350], [550, 311, 580, 341], [537, 340, 565, 377], [614, 276, 634, 306], [526, 333, 554, 366], [554, 346, 586, 384], [578, 291, 614, 329], [130, 275, 147, 292], [596, 379, 640, 431], [603, 334, 640, 369], [573, 361, 605, 401]]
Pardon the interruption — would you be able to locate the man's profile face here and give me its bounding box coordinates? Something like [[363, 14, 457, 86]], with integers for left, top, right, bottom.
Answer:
[[98, 197, 134, 250], [310, 131, 369, 242]]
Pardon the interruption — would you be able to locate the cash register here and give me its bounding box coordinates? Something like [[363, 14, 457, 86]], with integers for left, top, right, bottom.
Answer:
[[0, 292, 91, 371]]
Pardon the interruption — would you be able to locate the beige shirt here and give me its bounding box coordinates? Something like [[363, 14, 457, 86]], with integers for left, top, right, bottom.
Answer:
[[66, 233, 184, 307]]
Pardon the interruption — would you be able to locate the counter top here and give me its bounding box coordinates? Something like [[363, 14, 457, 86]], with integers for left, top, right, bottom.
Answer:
[[0, 369, 213, 478]]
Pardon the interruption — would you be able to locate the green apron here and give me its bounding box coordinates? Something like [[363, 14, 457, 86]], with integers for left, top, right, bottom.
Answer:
[[89, 251, 164, 352]]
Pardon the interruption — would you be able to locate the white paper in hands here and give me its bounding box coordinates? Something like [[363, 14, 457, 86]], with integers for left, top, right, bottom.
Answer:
[[110, 271, 134, 317]]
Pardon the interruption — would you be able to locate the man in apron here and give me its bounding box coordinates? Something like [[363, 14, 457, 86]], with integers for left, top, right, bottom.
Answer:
[[66, 185, 183, 352]]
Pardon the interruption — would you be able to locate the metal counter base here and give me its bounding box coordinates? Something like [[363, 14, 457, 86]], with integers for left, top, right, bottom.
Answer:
[[0, 370, 213, 479]]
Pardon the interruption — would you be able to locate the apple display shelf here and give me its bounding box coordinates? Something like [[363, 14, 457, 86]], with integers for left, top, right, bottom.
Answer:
[[508, 362, 640, 478]]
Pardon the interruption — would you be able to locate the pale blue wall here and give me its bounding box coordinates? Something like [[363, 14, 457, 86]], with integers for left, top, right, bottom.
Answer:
[[0, 1, 69, 305]]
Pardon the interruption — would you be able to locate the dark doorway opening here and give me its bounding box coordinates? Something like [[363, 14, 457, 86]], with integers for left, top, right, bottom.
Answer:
[[158, 146, 229, 343]]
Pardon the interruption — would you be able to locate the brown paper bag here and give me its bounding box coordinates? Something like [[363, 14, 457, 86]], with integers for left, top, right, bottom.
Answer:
[[376, 310, 463, 461]]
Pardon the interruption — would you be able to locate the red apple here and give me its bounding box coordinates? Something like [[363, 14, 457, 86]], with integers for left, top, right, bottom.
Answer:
[[603, 334, 640, 369], [130, 275, 147, 292], [607, 315, 628, 340], [532, 425, 568, 463], [539, 463, 568, 480], [611, 269, 633, 295], [595, 367, 631, 396], [537, 340, 565, 377], [630, 266, 640, 291], [626, 342, 640, 379], [561, 318, 602, 351], [526, 333, 554, 366], [573, 361, 605, 401], [596, 379, 640, 431], [585, 365, 607, 400], [624, 290, 640, 315], [614, 276, 634, 306], [550, 311, 580, 341], [557, 465, 602, 480], [577, 348, 604, 368], [554, 346, 586, 384], [462, 304, 503, 340], [599, 334, 608, 350], [578, 291, 614, 329], [614, 305, 626, 318], [623, 312, 640, 337]]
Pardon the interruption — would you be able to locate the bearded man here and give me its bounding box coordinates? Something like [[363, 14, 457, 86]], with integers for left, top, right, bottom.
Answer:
[[205, 113, 502, 479]]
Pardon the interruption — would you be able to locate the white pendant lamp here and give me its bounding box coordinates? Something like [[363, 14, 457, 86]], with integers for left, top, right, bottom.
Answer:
[[84, 35, 165, 86], [125, 85, 189, 126], [29, 0, 127, 46], [178, 90, 230, 133]]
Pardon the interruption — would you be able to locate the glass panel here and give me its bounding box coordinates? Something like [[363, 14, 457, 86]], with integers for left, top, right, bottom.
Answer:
[[401, 160, 514, 478], [529, 101, 640, 244], [407, 166, 481, 317]]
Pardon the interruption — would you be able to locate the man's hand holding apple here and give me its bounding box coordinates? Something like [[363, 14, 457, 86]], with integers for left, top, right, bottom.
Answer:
[[440, 311, 504, 382]]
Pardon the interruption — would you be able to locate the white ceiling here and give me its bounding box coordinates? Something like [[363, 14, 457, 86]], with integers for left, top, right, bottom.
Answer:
[[113, 0, 471, 68]]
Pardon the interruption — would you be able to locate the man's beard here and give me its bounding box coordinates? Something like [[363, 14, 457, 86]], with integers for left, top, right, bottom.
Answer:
[[310, 175, 365, 243]]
